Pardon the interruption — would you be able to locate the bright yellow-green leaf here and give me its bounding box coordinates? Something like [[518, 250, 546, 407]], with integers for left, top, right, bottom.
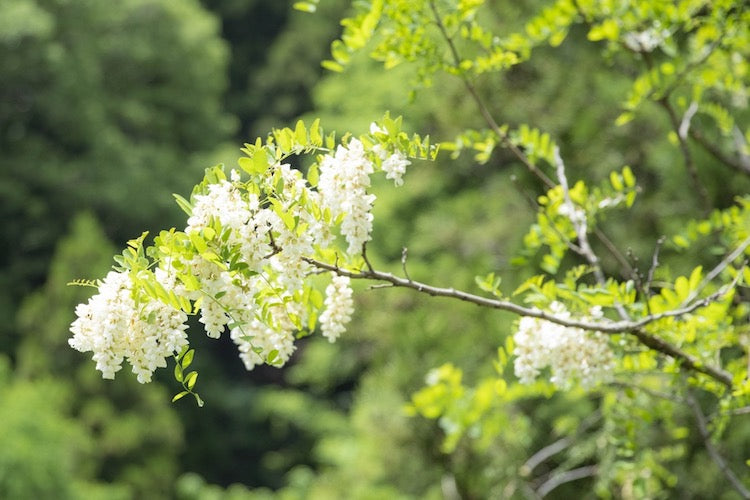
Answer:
[[293, 1, 317, 13], [172, 391, 189, 403], [622, 166, 635, 187], [185, 371, 198, 390], [294, 120, 307, 145]]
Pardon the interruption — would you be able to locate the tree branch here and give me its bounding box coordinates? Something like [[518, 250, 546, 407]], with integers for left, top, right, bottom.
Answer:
[[685, 235, 750, 305], [689, 127, 750, 176], [304, 258, 734, 387], [686, 388, 750, 499], [554, 146, 606, 284], [419, 1, 737, 388], [659, 96, 711, 214], [535, 465, 598, 498], [428, 0, 555, 189]]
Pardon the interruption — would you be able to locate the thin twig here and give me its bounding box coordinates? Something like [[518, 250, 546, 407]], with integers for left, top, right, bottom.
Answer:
[[522, 412, 602, 477], [521, 437, 572, 478], [724, 406, 750, 417], [535, 465, 598, 498], [685, 388, 750, 499], [690, 128, 750, 176], [659, 96, 711, 214], [427, 0, 555, 189], [554, 146, 605, 284], [645, 236, 666, 294], [733, 126, 750, 171], [361, 242, 375, 273], [678, 101, 699, 140], [685, 236, 750, 304], [594, 227, 636, 279], [610, 381, 686, 404], [401, 247, 412, 282]]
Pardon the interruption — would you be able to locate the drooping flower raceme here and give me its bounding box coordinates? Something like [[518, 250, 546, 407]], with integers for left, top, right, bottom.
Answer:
[[230, 297, 303, 370], [318, 138, 377, 254], [70, 125, 420, 388], [69, 270, 189, 383], [513, 302, 613, 389], [319, 274, 354, 342], [381, 151, 410, 187]]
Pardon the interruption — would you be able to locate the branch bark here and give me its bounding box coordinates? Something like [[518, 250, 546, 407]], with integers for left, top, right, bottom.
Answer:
[[686, 388, 750, 499], [304, 257, 734, 387]]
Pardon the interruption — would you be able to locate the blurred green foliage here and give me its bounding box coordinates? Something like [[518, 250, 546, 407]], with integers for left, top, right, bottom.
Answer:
[[4, 0, 750, 498], [0, 0, 235, 350], [14, 213, 184, 499]]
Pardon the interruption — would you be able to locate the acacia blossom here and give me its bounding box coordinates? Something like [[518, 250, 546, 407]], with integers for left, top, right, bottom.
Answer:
[[71, 141, 396, 382], [230, 298, 303, 370], [513, 302, 613, 389], [381, 151, 410, 187], [69, 271, 189, 383], [318, 138, 376, 254], [319, 275, 354, 342]]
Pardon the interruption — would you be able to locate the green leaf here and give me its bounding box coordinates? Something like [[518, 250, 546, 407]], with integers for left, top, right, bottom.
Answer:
[[615, 112, 633, 126], [294, 120, 307, 146], [322, 59, 344, 72], [185, 371, 198, 390], [194, 393, 205, 407], [173, 193, 193, 216], [181, 349, 195, 369], [172, 391, 189, 403], [238, 157, 254, 175], [293, 1, 317, 13], [688, 266, 703, 291], [174, 363, 184, 383], [307, 162, 319, 187], [622, 166, 635, 187], [267, 349, 279, 363], [673, 235, 690, 248], [588, 19, 619, 42], [309, 118, 322, 145], [257, 150, 271, 174], [610, 171, 623, 191], [189, 232, 208, 254], [674, 276, 690, 301]]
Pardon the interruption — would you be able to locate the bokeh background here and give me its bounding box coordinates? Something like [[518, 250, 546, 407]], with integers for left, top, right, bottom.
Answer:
[[3, 1, 749, 498]]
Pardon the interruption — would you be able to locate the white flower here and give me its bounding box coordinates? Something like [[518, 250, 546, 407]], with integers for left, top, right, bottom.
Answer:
[[317, 138, 376, 254], [381, 151, 410, 187], [187, 179, 250, 234], [230, 298, 303, 370], [557, 202, 585, 224], [319, 275, 354, 342], [69, 271, 189, 383], [512, 302, 613, 389], [623, 28, 669, 53]]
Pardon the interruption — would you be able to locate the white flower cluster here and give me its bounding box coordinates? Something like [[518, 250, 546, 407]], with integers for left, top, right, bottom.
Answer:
[[370, 123, 411, 187], [71, 130, 412, 383], [318, 138, 377, 254], [381, 151, 410, 187], [187, 177, 272, 273], [513, 302, 614, 389], [69, 271, 189, 383], [170, 165, 343, 371], [319, 275, 354, 342], [623, 27, 670, 53], [230, 298, 302, 370]]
